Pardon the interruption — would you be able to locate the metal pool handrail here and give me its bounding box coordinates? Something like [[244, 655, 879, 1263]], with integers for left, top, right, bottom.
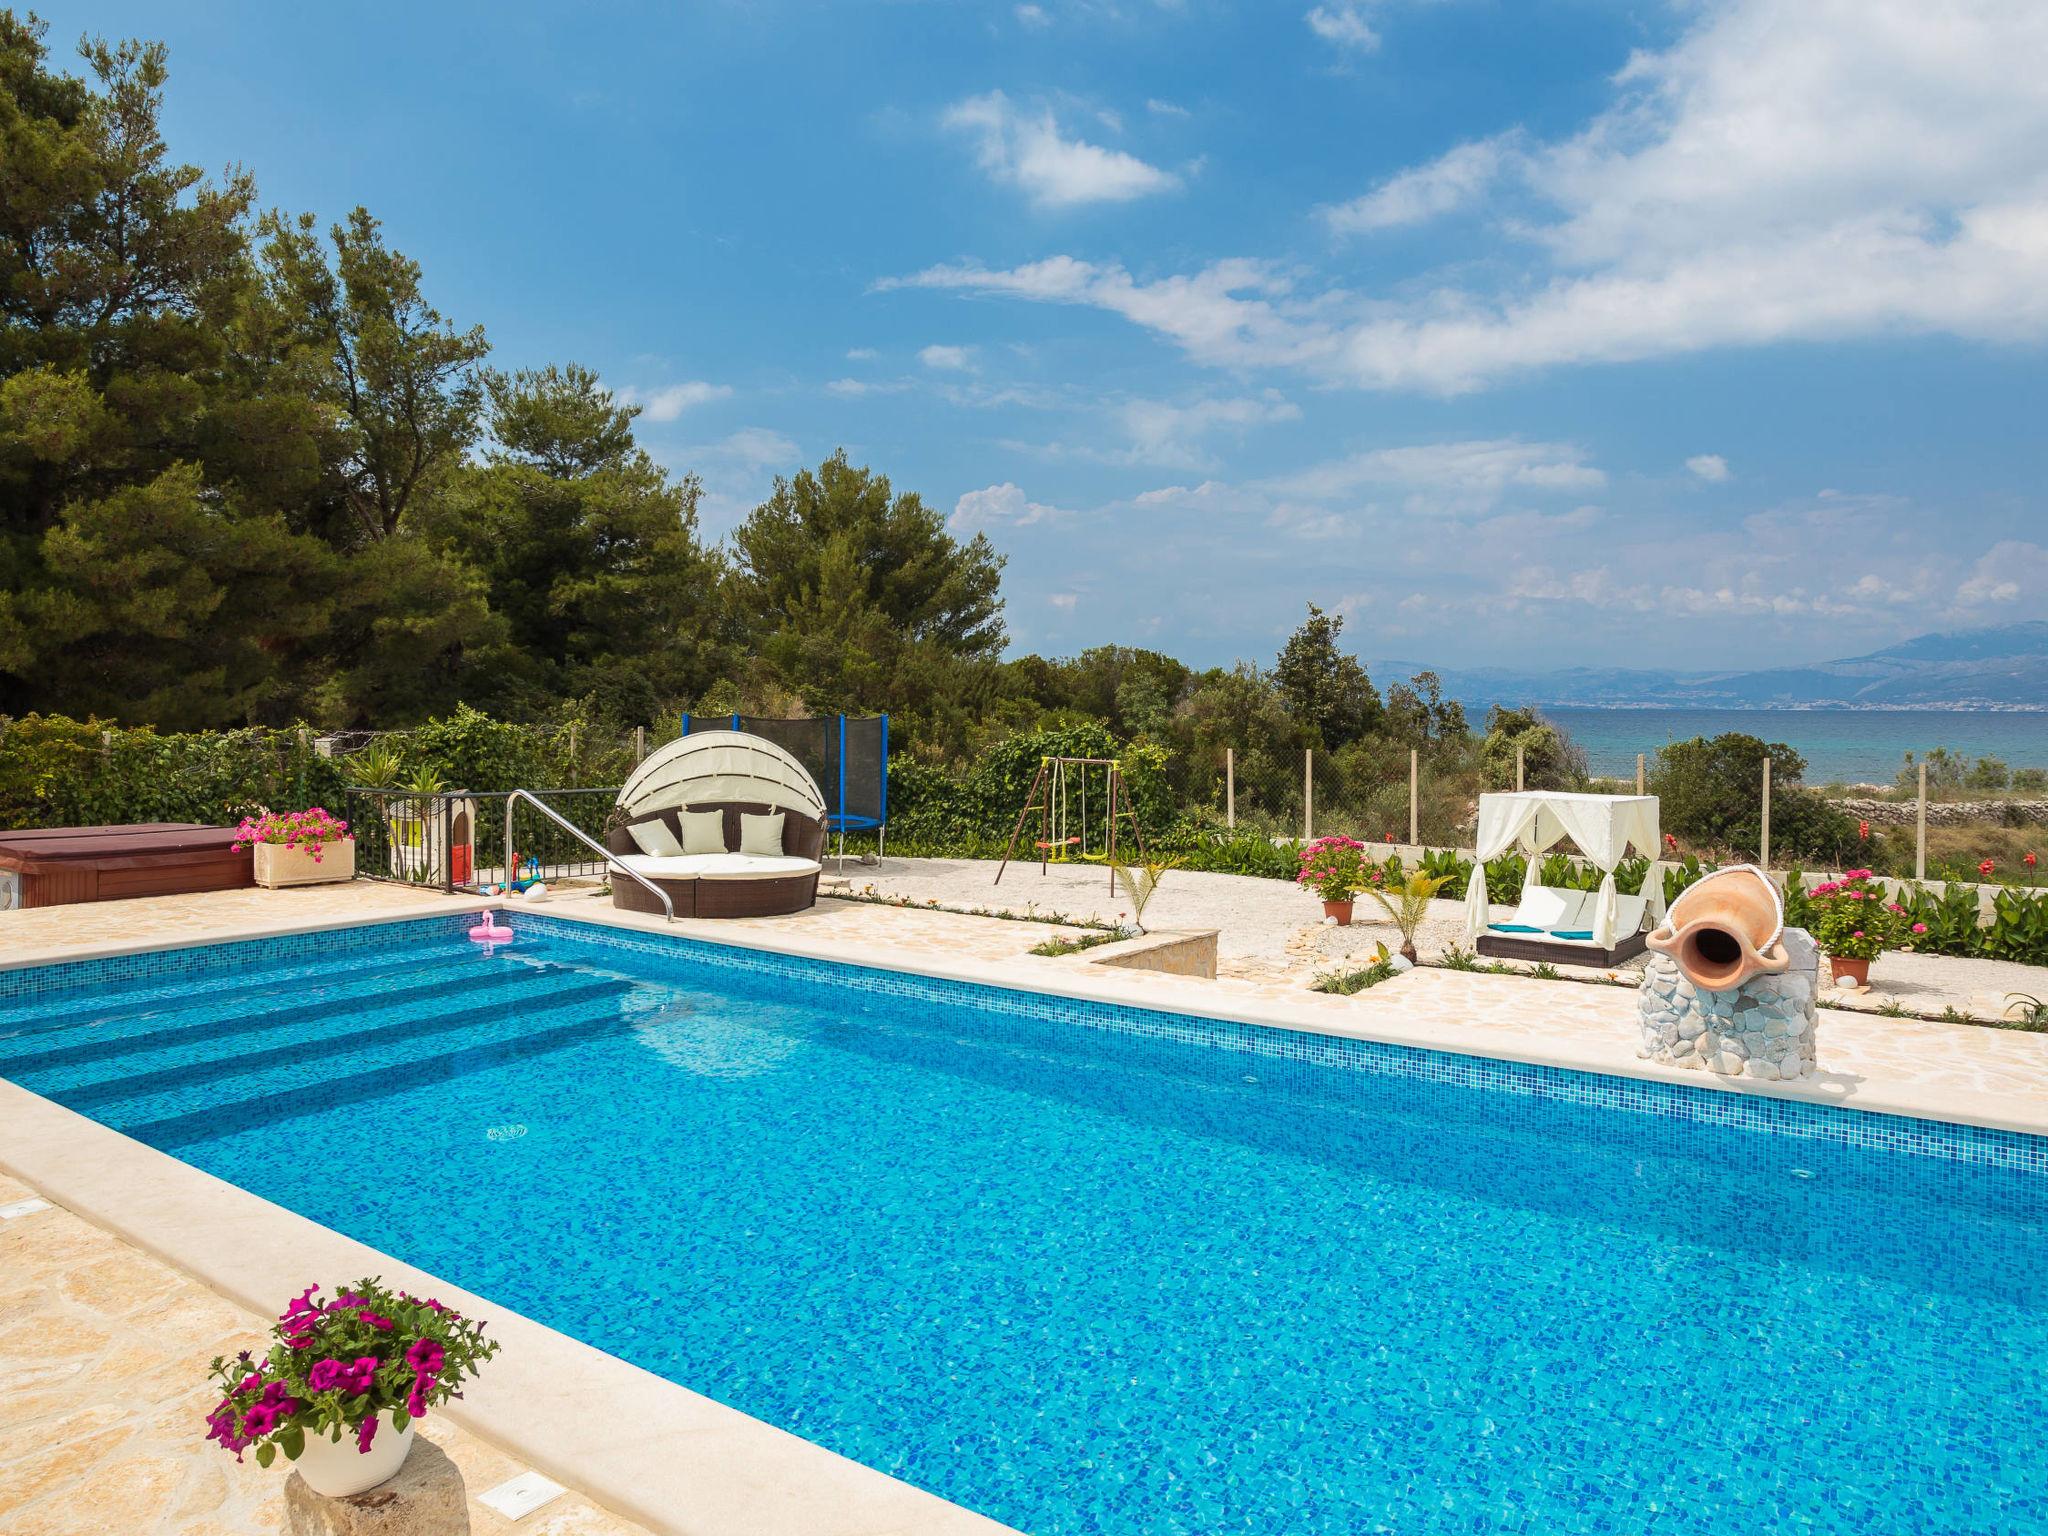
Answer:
[[504, 789, 673, 922]]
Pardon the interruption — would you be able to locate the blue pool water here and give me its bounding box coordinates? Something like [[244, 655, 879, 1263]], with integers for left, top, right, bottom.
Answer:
[[4, 915, 2045, 1535]]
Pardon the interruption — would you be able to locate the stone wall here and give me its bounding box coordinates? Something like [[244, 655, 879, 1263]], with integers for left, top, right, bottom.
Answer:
[[1833, 797, 2048, 827], [1637, 929, 1820, 1081]]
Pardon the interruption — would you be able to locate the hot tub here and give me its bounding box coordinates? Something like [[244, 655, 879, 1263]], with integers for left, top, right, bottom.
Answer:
[[0, 823, 254, 908]]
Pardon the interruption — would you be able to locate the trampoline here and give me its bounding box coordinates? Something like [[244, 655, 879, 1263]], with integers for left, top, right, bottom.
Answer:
[[681, 713, 888, 869]]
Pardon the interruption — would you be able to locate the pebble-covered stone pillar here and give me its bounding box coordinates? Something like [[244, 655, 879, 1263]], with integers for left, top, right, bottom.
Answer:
[[1637, 927, 1819, 1080]]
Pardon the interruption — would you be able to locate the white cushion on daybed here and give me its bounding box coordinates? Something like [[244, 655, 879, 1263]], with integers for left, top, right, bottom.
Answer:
[[1500, 891, 1651, 947], [615, 852, 822, 882], [1489, 885, 1587, 934]]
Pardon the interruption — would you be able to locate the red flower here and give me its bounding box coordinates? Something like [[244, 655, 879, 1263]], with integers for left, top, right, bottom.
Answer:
[[2027, 852, 2038, 869], [1857, 820, 1869, 840], [1663, 833, 1677, 849], [1979, 859, 1996, 877], [1385, 833, 1394, 843]]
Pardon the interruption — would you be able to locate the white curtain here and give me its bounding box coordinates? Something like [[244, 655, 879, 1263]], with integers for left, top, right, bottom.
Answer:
[[1462, 792, 1664, 945]]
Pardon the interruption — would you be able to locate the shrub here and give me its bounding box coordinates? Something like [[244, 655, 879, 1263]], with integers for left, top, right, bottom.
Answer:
[[1982, 887, 2048, 964], [1652, 733, 1855, 861], [1483, 851, 1527, 904], [0, 715, 348, 830], [1479, 707, 1586, 791], [1896, 882, 1984, 956], [1313, 943, 1398, 994]]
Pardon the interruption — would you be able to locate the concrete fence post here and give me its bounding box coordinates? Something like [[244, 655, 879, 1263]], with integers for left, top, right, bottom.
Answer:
[[1760, 755, 1772, 870], [1225, 747, 1235, 829], [1515, 743, 1526, 793], [1636, 752, 1646, 795], [1303, 749, 1314, 842], [1409, 748, 1420, 846], [1916, 762, 1928, 881], [634, 725, 646, 764]]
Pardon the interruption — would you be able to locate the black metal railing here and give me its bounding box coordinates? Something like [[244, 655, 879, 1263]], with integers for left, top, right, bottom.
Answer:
[[342, 787, 622, 893]]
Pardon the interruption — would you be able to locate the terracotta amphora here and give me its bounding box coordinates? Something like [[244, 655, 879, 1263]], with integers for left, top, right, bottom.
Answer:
[[1645, 865, 1789, 992]]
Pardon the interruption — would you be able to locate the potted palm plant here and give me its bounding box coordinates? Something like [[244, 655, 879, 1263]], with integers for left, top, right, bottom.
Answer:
[[1367, 869, 1453, 963]]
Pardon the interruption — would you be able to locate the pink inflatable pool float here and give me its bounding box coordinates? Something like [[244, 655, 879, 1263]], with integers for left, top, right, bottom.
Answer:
[[468, 913, 514, 944]]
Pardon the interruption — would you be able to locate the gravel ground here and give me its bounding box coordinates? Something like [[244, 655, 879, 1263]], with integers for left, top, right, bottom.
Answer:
[[826, 855, 2048, 1018]]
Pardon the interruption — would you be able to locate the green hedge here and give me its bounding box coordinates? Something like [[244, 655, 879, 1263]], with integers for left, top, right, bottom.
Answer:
[[0, 715, 348, 829]]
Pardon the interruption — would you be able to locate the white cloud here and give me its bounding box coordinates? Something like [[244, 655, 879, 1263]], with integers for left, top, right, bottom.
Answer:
[[942, 91, 1180, 208], [1146, 98, 1189, 118], [1015, 3, 1050, 28], [881, 256, 1336, 372], [825, 377, 910, 398], [1048, 591, 1080, 611], [918, 343, 976, 371], [619, 381, 731, 421], [1267, 438, 1605, 509], [1322, 135, 1514, 233], [699, 427, 798, 473], [1686, 454, 1731, 482], [1118, 392, 1300, 467], [1305, 3, 1378, 53], [1956, 541, 2048, 604], [906, 1, 2048, 392], [844, 347, 878, 361], [950, 482, 1067, 532]]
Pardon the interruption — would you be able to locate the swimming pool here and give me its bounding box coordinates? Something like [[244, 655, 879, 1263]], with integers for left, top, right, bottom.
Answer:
[[2, 913, 2043, 1535]]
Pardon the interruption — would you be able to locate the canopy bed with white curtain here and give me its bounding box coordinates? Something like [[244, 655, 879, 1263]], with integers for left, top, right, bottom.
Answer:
[[1462, 791, 1667, 966]]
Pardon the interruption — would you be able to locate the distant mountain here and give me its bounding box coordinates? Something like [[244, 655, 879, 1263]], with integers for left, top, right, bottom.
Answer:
[[1379, 622, 2048, 711]]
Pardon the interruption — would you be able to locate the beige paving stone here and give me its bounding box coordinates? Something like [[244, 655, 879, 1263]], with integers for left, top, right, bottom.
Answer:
[[8, 1448, 189, 1536], [58, 1249, 186, 1317], [0, 1179, 662, 1536]]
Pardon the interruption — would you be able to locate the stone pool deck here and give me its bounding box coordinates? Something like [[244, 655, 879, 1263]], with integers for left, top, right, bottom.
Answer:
[[0, 1169, 651, 1536], [3, 878, 2046, 1535]]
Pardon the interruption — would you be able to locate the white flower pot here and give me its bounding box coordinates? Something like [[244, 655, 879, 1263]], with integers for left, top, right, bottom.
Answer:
[[294, 1411, 415, 1497], [253, 839, 355, 888]]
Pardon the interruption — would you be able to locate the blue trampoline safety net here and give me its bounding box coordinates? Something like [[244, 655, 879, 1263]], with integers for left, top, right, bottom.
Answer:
[[679, 714, 887, 831]]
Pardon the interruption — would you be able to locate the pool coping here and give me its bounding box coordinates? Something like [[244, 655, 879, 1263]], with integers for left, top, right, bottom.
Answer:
[[2, 887, 2044, 1536]]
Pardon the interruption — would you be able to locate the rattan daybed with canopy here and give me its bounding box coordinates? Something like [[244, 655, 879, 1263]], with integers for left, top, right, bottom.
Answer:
[[604, 732, 827, 918]]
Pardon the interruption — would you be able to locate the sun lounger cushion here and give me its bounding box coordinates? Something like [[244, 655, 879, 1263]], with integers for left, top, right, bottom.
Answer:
[[616, 853, 823, 882], [1488, 923, 1547, 933], [627, 817, 684, 858], [679, 809, 727, 855], [739, 811, 785, 857]]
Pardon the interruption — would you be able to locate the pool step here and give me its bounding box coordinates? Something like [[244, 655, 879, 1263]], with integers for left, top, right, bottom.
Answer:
[[0, 960, 562, 1081], [122, 987, 649, 1148], [0, 940, 481, 1041], [48, 974, 635, 1125]]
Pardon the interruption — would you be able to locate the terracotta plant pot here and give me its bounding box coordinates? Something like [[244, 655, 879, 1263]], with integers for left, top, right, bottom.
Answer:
[[1828, 955, 1870, 988], [1646, 866, 1789, 993], [1323, 899, 1354, 926], [253, 839, 355, 889]]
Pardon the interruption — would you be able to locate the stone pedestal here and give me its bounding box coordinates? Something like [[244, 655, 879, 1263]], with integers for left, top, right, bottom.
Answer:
[[285, 1439, 469, 1535], [1638, 927, 1819, 1081]]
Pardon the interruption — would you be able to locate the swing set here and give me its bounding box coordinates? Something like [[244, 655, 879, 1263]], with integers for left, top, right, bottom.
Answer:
[[995, 756, 1146, 890]]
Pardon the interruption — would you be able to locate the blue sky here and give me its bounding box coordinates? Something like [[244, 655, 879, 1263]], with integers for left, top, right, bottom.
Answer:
[[42, 0, 2048, 673]]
